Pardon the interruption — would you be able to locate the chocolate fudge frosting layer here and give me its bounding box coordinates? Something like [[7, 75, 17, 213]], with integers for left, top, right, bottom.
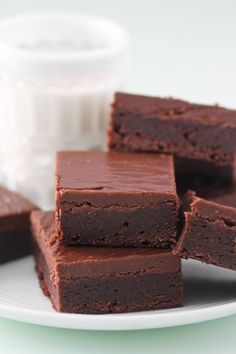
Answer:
[[191, 197, 236, 221], [31, 211, 181, 278], [108, 92, 236, 167], [0, 186, 36, 215], [35, 246, 183, 314], [112, 93, 236, 126], [0, 186, 37, 229], [56, 151, 176, 194]]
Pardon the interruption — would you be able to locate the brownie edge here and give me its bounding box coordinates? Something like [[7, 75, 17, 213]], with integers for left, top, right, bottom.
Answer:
[[174, 192, 236, 271]]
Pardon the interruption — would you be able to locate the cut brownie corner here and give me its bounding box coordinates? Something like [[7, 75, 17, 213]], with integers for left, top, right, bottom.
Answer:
[[173, 189, 236, 270]]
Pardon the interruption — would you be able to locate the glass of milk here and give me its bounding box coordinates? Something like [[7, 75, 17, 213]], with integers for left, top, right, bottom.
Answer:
[[0, 13, 130, 208]]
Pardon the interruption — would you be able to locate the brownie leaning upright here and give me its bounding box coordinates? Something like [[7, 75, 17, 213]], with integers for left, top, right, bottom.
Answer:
[[174, 190, 236, 271], [108, 92, 236, 196]]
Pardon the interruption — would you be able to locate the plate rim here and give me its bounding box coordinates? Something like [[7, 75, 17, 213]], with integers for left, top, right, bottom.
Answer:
[[0, 299, 236, 331]]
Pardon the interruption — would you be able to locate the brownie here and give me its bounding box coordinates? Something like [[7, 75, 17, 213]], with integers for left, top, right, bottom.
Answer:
[[0, 186, 37, 264], [31, 210, 183, 314], [108, 92, 236, 180], [174, 191, 236, 270], [56, 151, 179, 248]]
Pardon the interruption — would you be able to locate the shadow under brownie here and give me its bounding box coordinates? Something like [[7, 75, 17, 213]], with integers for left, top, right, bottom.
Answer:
[[31, 210, 183, 314]]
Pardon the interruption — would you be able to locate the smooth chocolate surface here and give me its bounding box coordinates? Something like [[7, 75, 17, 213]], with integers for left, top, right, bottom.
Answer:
[[56, 151, 179, 248], [57, 150, 176, 193], [174, 192, 236, 270], [108, 92, 236, 173], [31, 211, 183, 314], [0, 186, 37, 264]]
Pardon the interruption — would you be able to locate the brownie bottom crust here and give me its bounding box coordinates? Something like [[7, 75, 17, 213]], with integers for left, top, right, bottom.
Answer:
[[34, 245, 183, 314]]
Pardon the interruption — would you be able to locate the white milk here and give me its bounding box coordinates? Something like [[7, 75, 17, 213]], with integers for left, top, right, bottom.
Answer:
[[0, 14, 130, 208]]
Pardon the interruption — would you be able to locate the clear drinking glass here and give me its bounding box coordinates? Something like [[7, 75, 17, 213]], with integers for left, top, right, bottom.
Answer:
[[0, 13, 130, 208]]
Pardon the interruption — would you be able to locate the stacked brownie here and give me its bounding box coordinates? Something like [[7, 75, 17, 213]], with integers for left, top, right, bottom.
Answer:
[[31, 151, 183, 313], [31, 91, 236, 314]]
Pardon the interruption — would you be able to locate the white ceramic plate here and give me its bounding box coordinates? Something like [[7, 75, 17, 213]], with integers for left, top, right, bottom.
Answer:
[[0, 256, 235, 331]]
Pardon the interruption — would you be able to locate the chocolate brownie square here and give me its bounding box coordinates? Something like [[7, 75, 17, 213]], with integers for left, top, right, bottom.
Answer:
[[56, 151, 179, 248], [108, 92, 236, 181], [31, 210, 183, 314]]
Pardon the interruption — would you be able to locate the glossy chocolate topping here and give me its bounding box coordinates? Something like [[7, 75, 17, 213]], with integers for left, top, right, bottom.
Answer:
[[56, 151, 176, 194], [0, 186, 36, 217], [189, 195, 236, 222], [114, 92, 236, 126]]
